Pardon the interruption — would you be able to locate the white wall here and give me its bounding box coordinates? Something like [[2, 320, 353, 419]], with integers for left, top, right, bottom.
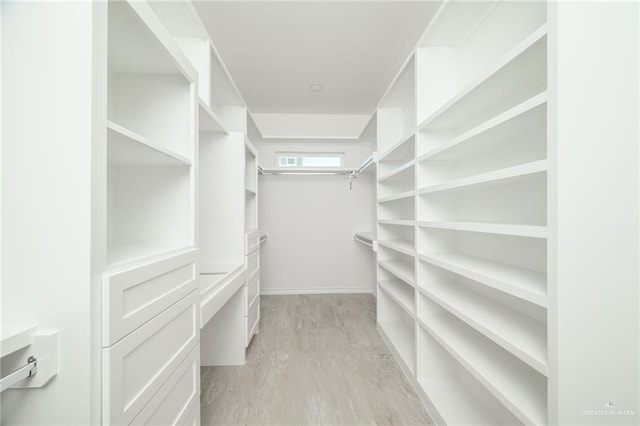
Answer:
[[257, 142, 375, 294]]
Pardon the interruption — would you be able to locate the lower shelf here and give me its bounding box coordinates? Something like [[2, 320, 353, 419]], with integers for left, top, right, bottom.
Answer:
[[417, 325, 522, 426], [378, 289, 415, 375], [419, 315, 546, 424]]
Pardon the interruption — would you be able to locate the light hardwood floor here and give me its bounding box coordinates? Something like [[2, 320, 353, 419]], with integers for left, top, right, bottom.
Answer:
[[200, 294, 434, 425]]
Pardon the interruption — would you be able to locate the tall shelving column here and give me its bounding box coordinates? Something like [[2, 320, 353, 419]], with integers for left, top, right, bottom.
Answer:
[[414, 1, 548, 424], [102, 1, 201, 424], [375, 1, 550, 425], [146, 0, 257, 365], [244, 135, 261, 347], [375, 57, 418, 377]]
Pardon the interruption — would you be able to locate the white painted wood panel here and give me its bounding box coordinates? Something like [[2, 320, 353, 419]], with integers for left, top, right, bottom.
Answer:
[[102, 291, 199, 425], [247, 274, 259, 308], [245, 230, 261, 255], [130, 346, 200, 426], [246, 250, 259, 281], [246, 297, 260, 347], [102, 249, 198, 346]]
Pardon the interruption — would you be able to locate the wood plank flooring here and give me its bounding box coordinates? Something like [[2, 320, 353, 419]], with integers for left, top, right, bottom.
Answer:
[[200, 294, 434, 425]]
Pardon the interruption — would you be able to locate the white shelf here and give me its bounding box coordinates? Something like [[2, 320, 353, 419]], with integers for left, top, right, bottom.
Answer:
[[378, 259, 415, 286], [378, 220, 415, 227], [378, 320, 415, 376], [379, 280, 415, 315], [107, 121, 191, 166], [245, 187, 257, 196], [108, 1, 194, 77], [420, 284, 547, 375], [1, 325, 37, 358], [419, 252, 546, 308], [377, 133, 416, 163], [417, 221, 547, 239], [107, 244, 192, 268], [418, 25, 547, 132], [378, 160, 416, 183], [199, 100, 227, 133], [417, 160, 547, 196], [419, 378, 507, 426], [419, 317, 547, 425], [378, 191, 415, 204], [418, 93, 547, 162], [377, 240, 415, 257]]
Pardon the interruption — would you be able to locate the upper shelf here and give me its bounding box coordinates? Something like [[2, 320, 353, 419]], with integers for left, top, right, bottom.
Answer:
[[108, 0, 195, 80], [107, 121, 191, 167], [418, 25, 547, 132], [199, 101, 228, 133], [418, 93, 547, 162]]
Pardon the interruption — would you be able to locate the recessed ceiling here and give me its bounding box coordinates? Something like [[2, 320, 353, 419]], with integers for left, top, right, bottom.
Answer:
[[193, 1, 440, 115]]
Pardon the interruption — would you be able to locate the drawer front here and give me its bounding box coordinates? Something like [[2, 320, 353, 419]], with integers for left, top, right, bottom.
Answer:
[[130, 346, 200, 426], [102, 249, 198, 346], [103, 291, 199, 425], [247, 274, 259, 309], [245, 231, 261, 255], [246, 250, 259, 280], [246, 297, 260, 347]]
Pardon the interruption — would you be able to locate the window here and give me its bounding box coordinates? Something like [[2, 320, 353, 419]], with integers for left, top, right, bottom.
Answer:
[[276, 153, 343, 168]]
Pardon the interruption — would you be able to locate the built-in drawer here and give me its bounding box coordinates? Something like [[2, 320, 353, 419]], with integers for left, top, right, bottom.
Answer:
[[102, 291, 199, 425], [246, 250, 259, 280], [246, 297, 260, 347], [247, 273, 259, 309], [245, 230, 261, 255], [130, 345, 199, 426], [102, 248, 198, 347]]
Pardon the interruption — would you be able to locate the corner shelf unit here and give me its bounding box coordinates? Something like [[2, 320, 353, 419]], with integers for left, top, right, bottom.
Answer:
[[376, 1, 550, 424]]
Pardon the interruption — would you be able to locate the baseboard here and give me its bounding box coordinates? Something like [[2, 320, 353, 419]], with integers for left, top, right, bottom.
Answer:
[[260, 287, 375, 296]]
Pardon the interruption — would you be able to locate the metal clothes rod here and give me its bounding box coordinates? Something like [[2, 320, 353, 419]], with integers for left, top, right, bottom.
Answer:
[[259, 169, 352, 176], [258, 154, 376, 190], [0, 356, 37, 392], [354, 155, 374, 176]]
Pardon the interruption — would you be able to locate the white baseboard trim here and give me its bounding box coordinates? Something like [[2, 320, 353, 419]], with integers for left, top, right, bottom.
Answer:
[[261, 287, 375, 296]]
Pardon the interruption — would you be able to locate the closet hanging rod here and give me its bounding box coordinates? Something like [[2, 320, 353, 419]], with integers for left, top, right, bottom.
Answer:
[[354, 155, 375, 176], [0, 356, 37, 393], [259, 169, 352, 176]]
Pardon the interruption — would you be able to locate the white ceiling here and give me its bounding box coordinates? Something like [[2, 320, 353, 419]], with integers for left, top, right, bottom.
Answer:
[[193, 1, 441, 115]]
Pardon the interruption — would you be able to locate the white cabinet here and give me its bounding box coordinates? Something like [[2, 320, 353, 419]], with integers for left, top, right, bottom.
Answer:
[[130, 346, 200, 426], [102, 249, 198, 346], [102, 291, 199, 425], [102, 2, 201, 424], [244, 230, 261, 347]]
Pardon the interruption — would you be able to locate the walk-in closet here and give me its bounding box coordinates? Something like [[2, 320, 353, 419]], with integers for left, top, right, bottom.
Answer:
[[2, 1, 638, 425]]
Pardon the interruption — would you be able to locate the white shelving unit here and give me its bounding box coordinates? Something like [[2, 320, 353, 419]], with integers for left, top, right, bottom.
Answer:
[[101, 2, 202, 424], [376, 1, 551, 424], [106, 1, 197, 269], [148, 0, 257, 366]]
